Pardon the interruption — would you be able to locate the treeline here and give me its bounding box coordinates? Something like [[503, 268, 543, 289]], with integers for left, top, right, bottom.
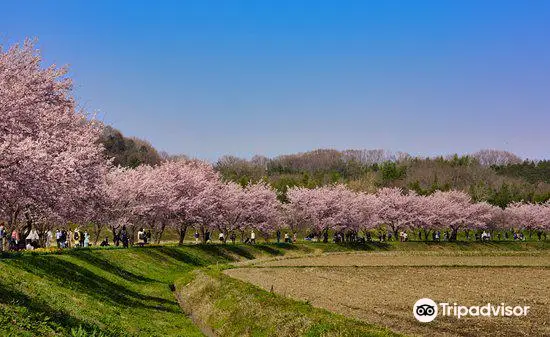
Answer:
[[100, 126, 163, 168], [213, 149, 550, 207], [98, 132, 550, 208]]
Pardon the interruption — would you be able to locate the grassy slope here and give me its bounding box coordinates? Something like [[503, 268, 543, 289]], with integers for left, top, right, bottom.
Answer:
[[176, 268, 401, 337], [0, 244, 318, 337], [0, 241, 548, 336]]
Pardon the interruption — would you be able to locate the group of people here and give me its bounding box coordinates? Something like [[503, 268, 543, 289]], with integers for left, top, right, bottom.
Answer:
[[0, 222, 149, 251], [0, 224, 43, 251], [58, 228, 91, 248], [0, 224, 91, 251], [194, 230, 259, 244], [0, 221, 545, 252]]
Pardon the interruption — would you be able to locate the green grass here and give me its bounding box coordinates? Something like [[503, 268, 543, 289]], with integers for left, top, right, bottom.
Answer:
[[0, 243, 315, 336], [175, 268, 401, 337], [0, 241, 548, 336]]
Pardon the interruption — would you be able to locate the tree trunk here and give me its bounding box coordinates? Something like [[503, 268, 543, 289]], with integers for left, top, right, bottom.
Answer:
[[423, 229, 430, 241], [200, 226, 206, 244], [9, 208, 20, 230], [178, 224, 188, 245], [93, 223, 104, 246], [156, 222, 167, 244], [450, 228, 459, 241]]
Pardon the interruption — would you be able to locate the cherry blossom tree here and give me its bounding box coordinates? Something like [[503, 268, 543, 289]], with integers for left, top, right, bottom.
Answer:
[[287, 185, 354, 242], [375, 187, 414, 239], [241, 182, 281, 241], [354, 192, 380, 236], [0, 40, 109, 243], [506, 202, 549, 239], [407, 194, 440, 241], [213, 181, 246, 241], [168, 160, 221, 244], [430, 190, 493, 241]]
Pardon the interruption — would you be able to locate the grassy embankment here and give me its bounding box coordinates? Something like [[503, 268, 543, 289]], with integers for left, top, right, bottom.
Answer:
[[0, 241, 548, 337]]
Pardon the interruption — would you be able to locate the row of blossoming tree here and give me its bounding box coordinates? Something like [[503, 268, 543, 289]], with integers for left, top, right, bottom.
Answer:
[[1, 41, 549, 248], [286, 185, 550, 242]]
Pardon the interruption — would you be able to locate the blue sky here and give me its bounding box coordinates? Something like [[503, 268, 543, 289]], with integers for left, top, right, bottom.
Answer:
[[2, 1, 549, 160]]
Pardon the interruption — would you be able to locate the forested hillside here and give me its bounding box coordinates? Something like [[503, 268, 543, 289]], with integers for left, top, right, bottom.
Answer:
[[97, 130, 549, 207], [100, 126, 163, 168], [213, 149, 550, 207]]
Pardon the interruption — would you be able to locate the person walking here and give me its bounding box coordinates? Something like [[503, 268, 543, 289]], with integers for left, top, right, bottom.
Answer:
[[0, 223, 5, 251], [26, 229, 39, 248], [194, 231, 200, 244], [250, 230, 256, 244], [79, 229, 85, 248], [83, 232, 90, 247], [219, 232, 225, 243], [73, 228, 81, 247], [138, 228, 146, 246], [45, 230, 52, 248], [62, 230, 68, 248], [11, 230, 19, 250], [56, 229, 62, 248], [121, 226, 129, 248], [276, 230, 281, 243]]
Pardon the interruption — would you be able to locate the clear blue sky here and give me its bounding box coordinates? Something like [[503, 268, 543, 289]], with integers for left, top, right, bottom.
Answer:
[[2, 0, 549, 160]]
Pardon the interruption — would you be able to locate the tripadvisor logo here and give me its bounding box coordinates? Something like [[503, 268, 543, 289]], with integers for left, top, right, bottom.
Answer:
[[413, 298, 438, 322], [413, 298, 530, 323]]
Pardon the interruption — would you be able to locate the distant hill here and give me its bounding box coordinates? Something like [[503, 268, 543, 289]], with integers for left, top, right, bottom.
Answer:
[[215, 149, 550, 207], [100, 126, 163, 168], [97, 130, 550, 207]]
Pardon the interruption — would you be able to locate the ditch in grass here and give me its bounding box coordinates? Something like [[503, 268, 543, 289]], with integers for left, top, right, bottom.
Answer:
[[176, 268, 401, 337], [0, 241, 548, 336]]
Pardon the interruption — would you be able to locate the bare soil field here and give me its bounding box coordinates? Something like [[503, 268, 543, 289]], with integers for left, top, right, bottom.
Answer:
[[226, 253, 550, 337], [250, 251, 550, 268]]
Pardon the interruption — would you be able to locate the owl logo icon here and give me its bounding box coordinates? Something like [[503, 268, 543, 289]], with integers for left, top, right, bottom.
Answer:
[[413, 298, 438, 322]]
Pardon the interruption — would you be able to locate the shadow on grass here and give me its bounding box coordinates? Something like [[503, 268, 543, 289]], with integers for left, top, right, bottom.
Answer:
[[193, 244, 247, 261], [252, 245, 286, 256], [69, 249, 158, 283], [313, 242, 393, 251], [7, 255, 180, 314], [155, 246, 209, 266], [0, 282, 117, 336]]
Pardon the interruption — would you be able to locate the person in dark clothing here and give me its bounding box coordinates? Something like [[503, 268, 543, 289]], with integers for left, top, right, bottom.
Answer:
[[229, 232, 236, 244], [276, 230, 281, 243], [61, 230, 67, 248], [113, 232, 120, 246], [79, 231, 85, 247], [100, 237, 110, 246], [120, 225, 129, 248]]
